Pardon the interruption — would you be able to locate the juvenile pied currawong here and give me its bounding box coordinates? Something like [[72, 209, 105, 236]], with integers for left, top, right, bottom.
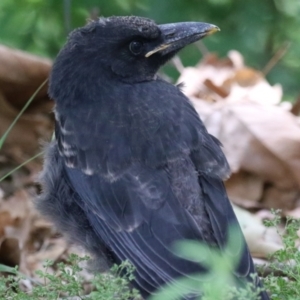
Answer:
[[38, 16, 269, 299]]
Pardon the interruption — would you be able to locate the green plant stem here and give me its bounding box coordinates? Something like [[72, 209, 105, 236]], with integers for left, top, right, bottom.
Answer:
[[0, 151, 44, 182], [0, 79, 48, 150]]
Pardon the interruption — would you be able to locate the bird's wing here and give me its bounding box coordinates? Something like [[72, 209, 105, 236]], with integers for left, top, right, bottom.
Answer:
[[181, 105, 255, 280], [200, 175, 254, 276], [54, 80, 253, 293], [64, 162, 207, 295], [54, 89, 209, 295], [180, 97, 255, 278]]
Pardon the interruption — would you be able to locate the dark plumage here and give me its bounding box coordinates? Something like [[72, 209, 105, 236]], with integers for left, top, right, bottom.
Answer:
[[37, 16, 269, 299]]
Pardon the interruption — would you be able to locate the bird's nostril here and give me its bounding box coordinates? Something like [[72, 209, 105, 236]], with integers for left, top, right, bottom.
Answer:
[[166, 32, 175, 38]]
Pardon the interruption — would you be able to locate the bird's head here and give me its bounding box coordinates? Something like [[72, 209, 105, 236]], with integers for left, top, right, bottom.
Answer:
[[53, 16, 219, 84]]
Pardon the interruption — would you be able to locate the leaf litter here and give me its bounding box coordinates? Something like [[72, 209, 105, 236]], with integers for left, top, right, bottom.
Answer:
[[0, 45, 299, 294]]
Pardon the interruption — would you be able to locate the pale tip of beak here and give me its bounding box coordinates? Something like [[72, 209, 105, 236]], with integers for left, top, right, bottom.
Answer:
[[145, 44, 170, 58], [206, 26, 220, 36]]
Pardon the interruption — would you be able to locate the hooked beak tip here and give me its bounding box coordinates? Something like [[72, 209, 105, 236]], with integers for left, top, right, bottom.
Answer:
[[145, 22, 220, 58], [205, 25, 220, 36]]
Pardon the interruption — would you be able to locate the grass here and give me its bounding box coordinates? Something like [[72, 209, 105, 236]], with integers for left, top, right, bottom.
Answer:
[[2, 212, 300, 299], [262, 210, 300, 300], [0, 80, 47, 182], [0, 80, 47, 151], [0, 256, 140, 299]]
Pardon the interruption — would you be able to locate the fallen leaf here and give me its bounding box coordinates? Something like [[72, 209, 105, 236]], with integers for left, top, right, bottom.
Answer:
[[233, 204, 282, 258]]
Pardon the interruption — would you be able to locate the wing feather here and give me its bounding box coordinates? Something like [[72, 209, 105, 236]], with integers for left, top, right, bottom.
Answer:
[[64, 163, 205, 293]]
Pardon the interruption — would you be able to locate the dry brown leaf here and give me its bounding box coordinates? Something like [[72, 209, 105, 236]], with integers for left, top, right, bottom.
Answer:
[[0, 190, 34, 271], [233, 204, 282, 258], [286, 207, 300, 219], [192, 97, 300, 210], [262, 185, 299, 211], [0, 237, 20, 267], [179, 51, 282, 106], [0, 45, 51, 109], [0, 45, 53, 173], [225, 172, 264, 207], [26, 238, 68, 272], [179, 50, 300, 211], [192, 98, 300, 209], [178, 57, 236, 99], [291, 95, 300, 115]]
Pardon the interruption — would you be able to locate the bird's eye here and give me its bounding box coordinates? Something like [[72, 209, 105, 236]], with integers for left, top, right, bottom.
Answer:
[[129, 41, 143, 55]]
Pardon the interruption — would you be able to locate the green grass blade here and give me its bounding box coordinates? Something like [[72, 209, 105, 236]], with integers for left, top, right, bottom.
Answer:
[[0, 264, 18, 274], [0, 79, 48, 150], [0, 151, 43, 182]]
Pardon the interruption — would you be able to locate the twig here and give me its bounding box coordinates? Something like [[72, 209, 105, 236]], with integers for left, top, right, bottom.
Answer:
[[196, 40, 210, 56], [262, 41, 290, 76], [63, 0, 72, 35], [256, 262, 297, 280], [89, 7, 100, 21], [291, 94, 300, 116], [171, 56, 185, 73]]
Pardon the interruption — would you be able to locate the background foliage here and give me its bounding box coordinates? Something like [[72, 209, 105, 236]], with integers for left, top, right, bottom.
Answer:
[[0, 0, 299, 97]]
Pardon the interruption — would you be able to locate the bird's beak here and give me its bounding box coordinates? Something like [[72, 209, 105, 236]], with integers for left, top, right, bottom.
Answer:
[[145, 22, 219, 58]]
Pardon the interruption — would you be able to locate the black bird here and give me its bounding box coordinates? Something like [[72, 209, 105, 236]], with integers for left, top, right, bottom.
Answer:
[[38, 16, 269, 299]]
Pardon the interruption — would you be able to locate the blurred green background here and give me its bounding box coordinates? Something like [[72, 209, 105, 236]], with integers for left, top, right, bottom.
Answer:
[[0, 0, 299, 99]]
